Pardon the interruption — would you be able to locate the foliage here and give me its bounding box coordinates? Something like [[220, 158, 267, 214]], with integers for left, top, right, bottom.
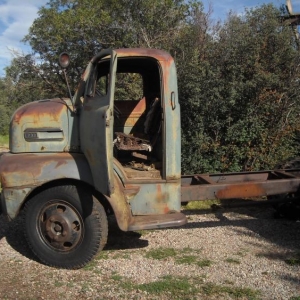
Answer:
[[21, 0, 190, 91], [0, 135, 9, 147], [179, 4, 300, 173], [182, 199, 221, 210], [1, 1, 300, 173], [0, 78, 15, 135]]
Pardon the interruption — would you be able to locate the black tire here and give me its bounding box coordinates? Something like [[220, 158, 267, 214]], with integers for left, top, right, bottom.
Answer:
[[276, 157, 300, 176], [269, 158, 300, 220], [24, 185, 108, 269]]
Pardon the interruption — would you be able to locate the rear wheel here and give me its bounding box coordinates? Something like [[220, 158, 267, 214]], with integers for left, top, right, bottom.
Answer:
[[24, 185, 108, 269], [270, 158, 300, 220]]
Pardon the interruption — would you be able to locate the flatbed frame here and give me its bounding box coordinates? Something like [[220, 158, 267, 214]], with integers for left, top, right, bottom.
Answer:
[[181, 169, 300, 202]]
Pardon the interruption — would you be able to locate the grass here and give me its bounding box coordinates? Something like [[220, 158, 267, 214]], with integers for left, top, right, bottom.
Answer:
[[67, 282, 74, 288], [285, 253, 300, 266], [54, 281, 64, 287], [145, 247, 176, 260], [80, 282, 90, 293], [175, 255, 212, 268], [182, 199, 221, 210], [111, 273, 123, 281], [83, 250, 111, 271], [136, 275, 197, 298], [0, 135, 8, 147], [112, 251, 131, 259], [175, 255, 198, 265], [202, 283, 260, 299], [196, 259, 213, 267], [235, 248, 249, 257], [145, 247, 213, 268], [225, 257, 241, 264], [117, 275, 260, 299]]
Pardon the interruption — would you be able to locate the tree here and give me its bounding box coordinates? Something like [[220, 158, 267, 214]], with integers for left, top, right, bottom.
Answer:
[[0, 78, 13, 135], [1, 0, 202, 135], [180, 4, 300, 173], [22, 0, 192, 86]]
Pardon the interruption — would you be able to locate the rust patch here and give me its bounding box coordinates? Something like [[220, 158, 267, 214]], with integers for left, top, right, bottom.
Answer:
[[105, 174, 133, 231], [12, 99, 67, 125], [164, 206, 170, 214], [114, 98, 146, 130], [216, 183, 266, 199], [0, 152, 82, 189], [115, 48, 173, 63], [114, 98, 146, 116], [156, 184, 162, 201], [55, 160, 67, 169], [155, 184, 171, 213]]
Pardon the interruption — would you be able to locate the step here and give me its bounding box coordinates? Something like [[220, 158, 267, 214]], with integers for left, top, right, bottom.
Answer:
[[128, 212, 187, 231]]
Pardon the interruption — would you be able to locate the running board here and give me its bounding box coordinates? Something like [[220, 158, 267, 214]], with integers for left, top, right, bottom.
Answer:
[[128, 212, 187, 231]]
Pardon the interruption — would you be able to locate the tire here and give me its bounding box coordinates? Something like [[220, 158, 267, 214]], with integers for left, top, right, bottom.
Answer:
[[269, 158, 300, 220], [275, 157, 300, 176], [24, 185, 108, 269]]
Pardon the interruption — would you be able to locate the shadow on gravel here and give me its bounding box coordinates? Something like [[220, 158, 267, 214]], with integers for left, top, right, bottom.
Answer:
[[104, 216, 149, 251], [0, 213, 38, 262], [182, 204, 300, 258]]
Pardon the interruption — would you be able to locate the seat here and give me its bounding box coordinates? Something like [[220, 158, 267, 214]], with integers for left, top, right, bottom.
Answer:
[[113, 98, 161, 153]]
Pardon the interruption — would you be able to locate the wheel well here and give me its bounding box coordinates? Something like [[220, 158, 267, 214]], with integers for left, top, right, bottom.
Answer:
[[20, 179, 113, 215]]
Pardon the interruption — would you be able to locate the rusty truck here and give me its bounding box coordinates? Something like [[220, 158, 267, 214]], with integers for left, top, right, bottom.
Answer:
[[0, 48, 299, 269]]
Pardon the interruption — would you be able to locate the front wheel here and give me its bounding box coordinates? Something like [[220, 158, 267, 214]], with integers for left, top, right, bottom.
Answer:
[[24, 185, 108, 269]]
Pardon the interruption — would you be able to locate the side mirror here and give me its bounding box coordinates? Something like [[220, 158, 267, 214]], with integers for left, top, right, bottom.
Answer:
[[59, 52, 73, 107], [59, 52, 70, 69]]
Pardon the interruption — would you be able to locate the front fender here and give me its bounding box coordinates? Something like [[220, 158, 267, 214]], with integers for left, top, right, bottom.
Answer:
[[0, 152, 94, 219]]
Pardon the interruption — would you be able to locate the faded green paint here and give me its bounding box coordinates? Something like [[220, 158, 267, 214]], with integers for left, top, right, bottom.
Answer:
[[161, 59, 181, 181], [10, 98, 80, 153], [0, 152, 92, 218], [128, 182, 181, 215], [79, 49, 117, 196], [2, 187, 32, 219]]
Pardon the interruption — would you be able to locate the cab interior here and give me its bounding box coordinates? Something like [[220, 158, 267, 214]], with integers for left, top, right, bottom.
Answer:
[[96, 56, 164, 179]]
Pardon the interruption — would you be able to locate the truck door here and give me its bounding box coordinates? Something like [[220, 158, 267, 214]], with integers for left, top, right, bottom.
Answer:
[[80, 49, 117, 196]]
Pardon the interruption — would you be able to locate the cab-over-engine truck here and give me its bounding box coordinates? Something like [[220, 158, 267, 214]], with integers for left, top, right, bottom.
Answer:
[[0, 48, 299, 269]]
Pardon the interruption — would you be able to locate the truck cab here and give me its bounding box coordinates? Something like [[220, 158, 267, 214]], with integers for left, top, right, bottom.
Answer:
[[0, 48, 186, 269], [78, 49, 182, 215]]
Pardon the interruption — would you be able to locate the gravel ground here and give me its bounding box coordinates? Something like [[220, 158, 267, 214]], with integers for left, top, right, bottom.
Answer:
[[0, 203, 299, 299]]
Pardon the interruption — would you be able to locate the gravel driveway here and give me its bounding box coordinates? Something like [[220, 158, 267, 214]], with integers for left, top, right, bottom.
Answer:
[[0, 203, 299, 299]]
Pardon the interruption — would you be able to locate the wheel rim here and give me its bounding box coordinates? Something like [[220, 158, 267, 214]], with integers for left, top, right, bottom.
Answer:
[[38, 200, 84, 252]]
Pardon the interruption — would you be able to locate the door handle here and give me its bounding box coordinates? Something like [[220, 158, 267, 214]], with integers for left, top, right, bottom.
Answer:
[[171, 92, 176, 110]]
